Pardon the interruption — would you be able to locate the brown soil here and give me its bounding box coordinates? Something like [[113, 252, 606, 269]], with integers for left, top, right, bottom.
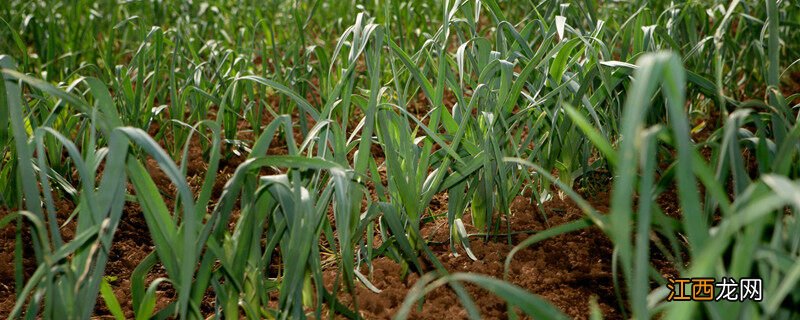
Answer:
[[0, 206, 33, 316], [0, 134, 679, 320], [0, 92, 680, 320], [0, 141, 656, 320], [0, 198, 77, 316], [324, 194, 623, 320]]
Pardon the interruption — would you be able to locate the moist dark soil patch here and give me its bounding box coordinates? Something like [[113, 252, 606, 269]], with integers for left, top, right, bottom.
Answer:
[[0, 206, 32, 316], [0, 198, 78, 316]]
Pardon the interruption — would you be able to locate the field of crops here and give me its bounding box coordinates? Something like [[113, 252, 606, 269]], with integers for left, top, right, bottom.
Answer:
[[1, 0, 800, 319]]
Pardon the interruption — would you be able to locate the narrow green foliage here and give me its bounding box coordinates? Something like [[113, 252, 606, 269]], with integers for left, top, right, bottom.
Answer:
[[1, 1, 799, 319]]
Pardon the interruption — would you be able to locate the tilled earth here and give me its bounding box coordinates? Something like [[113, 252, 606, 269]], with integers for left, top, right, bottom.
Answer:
[[320, 191, 682, 320], [0, 102, 682, 319]]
